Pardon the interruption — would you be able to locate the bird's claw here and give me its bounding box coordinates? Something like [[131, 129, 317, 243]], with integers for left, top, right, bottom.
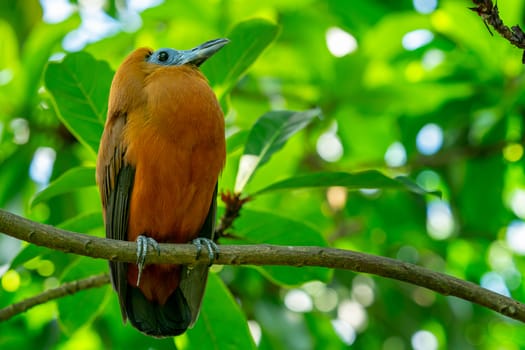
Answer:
[[192, 238, 219, 266], [136, 235, 160, 286]]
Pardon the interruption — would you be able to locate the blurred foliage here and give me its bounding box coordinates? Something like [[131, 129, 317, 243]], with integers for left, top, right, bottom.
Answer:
[[1, 0, 525, 349]]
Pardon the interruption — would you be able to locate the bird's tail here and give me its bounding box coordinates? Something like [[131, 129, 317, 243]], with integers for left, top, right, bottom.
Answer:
[[125, 285, 192, 337]]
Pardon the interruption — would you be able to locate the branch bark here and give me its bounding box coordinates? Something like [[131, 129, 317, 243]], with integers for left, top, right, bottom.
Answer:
[[1, 208, 524, 323], [0, 274, 110, 321], [471, 0, 525, 62]]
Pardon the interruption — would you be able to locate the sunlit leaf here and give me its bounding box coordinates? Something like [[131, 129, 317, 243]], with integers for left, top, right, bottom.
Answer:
[[221, 208, 331, 285], [31, 166, 96, 207], [234, 108, 321, 193], [182, 273, 256, 349], [226, 129, 249, 154], [45, 52, 113, 156], [58, 211, 104, 236], [57, 257, 111, 334], [203, 18, 280, 100], [252, 170, 440, 197]]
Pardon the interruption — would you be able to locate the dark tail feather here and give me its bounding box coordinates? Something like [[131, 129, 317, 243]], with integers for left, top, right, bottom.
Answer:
[[125, 286, 192, 337]]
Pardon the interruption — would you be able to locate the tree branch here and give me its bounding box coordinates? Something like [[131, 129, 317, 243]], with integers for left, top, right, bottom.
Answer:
[[0, 274, 109, 321], [1, 208, 524, 323]]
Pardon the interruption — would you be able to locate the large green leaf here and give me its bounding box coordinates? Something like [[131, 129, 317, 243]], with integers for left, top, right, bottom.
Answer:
[[221, 208, 331, 286], [226, 129, 249, 155], [234, 108, 321, 193], [252, 170, 440, 197], [181, 273, 256, 349], [57, 257, 110, 335], [31, 166, 96, 207], [45, 52, 113, 156], [202, 18, 280, 100]]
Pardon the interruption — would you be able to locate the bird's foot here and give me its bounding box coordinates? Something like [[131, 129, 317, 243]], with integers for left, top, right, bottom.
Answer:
[[192, 238, 219, 266], [136, 235, 160, 286]]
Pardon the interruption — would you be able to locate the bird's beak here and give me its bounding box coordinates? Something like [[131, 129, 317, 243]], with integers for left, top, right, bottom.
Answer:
[[179, 38, 229, 67]]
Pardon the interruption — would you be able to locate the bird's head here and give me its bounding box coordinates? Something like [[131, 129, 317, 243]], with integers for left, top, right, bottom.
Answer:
[[108, 38, 228, 115], [146, 38, 229, 67]]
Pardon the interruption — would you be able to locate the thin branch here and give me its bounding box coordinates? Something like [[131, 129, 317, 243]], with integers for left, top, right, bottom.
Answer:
[[216, 191, 251, 239], [1, 209, 524, 323], [470, 0, 525, 62], [0, 274, 110, 321]]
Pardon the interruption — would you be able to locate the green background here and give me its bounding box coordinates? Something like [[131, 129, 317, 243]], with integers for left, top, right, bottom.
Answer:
[[1, 0, 525, 349]]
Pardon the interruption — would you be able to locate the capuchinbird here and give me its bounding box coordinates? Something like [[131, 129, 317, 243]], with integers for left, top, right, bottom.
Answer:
[[96, 38, 228, 337]]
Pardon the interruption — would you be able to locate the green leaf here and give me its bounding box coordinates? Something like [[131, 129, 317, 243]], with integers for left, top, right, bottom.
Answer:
[[58, 257, 110, 335], [45, 52, 113, 156], [203, 18, 280, 100], [31, 166, 96, 207], [234, 108, 321, 193], [10, 245, 78, 279], [8, 244, 53, 270], [181, 273, 256, 349], [0, 148, 33, 207], [304, 313, 347, 350], [252, 170, 440, 197], [226, 129, 249, 154], [58, 211, 104, 236], [222, 208, 331, 286]]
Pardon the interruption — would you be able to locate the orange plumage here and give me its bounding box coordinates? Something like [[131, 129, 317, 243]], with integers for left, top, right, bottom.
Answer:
[[96, 39, 227, 336]]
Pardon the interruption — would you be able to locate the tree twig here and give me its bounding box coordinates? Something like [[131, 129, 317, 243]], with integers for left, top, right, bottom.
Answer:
[[470, 0, 525, 62], [216, 190, 251, 239], [0, 209, 524, 323], [0, 274, 110, 321]]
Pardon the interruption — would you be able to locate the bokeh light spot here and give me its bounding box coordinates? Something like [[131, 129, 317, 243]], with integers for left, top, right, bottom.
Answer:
[[412, 330, 438, 350], [10, 118, 30, 144], [331, 319, 356, 345], [426, 200, 454, 240], [317, 132, 344, 162], [413, 0, 438, 14], [384, 141, 407, 167], [337, 299, 367, 330], [416, 123, 443, 155], [422, 49, 445, 70], [480, 272, 510, 297], [30, 147, 57, 186], [1, 270, 21, 292], [510, 189, 525, 219], [416, 170, 441, 192], [326, 27, 358, 57], [506, 221, 525, 255], [402, 29, 434, 51], [503, 143, 523, 162], [37, 260, 55, 277], [284, 289, 313, 312], [326, 186, 347, 211]]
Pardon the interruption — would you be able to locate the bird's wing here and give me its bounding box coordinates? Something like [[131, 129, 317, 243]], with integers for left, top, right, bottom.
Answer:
[[97, 111, 134, 321], [179, 184, 218, 327]]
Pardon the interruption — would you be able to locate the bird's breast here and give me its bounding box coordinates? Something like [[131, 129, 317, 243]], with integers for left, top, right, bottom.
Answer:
[[123, 67, 225, 243]]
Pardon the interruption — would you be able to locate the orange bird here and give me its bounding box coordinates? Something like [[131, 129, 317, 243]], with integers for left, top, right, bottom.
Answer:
[[96, 38, 228, 337]]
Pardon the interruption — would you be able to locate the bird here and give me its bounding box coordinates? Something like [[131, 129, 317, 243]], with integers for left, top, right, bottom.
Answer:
[[96, 38, 228, 337]]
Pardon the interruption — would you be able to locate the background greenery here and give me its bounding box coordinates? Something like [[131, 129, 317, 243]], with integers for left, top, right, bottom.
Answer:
[[1, 0, 525, 349]]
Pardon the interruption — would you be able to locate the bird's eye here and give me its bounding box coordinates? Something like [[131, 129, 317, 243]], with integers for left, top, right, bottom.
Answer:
[[158, 51, 169, 62]]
